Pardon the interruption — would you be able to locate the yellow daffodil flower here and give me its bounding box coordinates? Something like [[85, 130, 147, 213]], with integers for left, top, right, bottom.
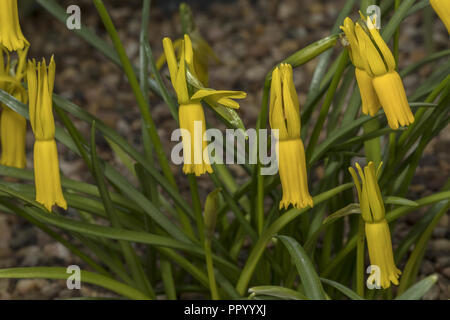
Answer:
[[354, 15, 414, 130], [341, 17, 380, 116], [27, 56, 67, 212], [269, 63, 312, 210], [0, 47, 28, 168], [162, 34, 246, 176], [430, 0, 450, 34], [0, 0, 29, 51], [349, 161, 401, 289]]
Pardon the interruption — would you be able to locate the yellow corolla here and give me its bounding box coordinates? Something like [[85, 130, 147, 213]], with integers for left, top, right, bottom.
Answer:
[[0, 47, 28, 168], [430, 0, 450, 34], [269, 63, 312, 210], [341, 17, 380, 117], [349, 162, 401, 289], [354, 16, 414, 130], [162, 34, 246, 176], [27, 56, 67, 212], [0, 0, 29, 51]]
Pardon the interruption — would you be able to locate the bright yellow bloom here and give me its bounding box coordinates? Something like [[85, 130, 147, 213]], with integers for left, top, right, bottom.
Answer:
[[354, 16, 414, 129], [0, 0, 29, 51], [0, 91, 26, 168], [341, 18, 380, 116], [27, 56, 67, 211], [269, 63, 312, 209], [162, 34, 246, 176], [430, 0, 450, 34], [0, 48, 28, 168], [349, 162, 401, 289]]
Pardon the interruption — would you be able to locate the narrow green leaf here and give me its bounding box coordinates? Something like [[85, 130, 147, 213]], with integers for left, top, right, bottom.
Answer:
[[395, 274, 438, 300], [320, 278, 365, 300], [249, 286, 308, 300], [277, 235, 326, 300], [384, 196, 418, 207], [0, 267, 150, 300]]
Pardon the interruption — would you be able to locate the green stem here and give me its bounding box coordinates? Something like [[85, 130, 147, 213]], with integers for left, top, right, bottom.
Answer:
[[204, 239, 220, 299], [356, 217, 365, 297], [363, 118, 382, 166], [306, 51, 349, 163], [188, 174, 204, 242]]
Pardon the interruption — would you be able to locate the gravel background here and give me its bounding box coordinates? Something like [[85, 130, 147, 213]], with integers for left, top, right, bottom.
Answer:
[[0, 0, 448, 299]]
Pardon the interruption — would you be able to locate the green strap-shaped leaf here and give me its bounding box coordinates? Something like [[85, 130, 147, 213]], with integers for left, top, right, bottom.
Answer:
[[249, 286, 308, 300], [277, 235, 326, 300], [395, 274, 438, 300], [320, 278, 365, 300], [0, 267, 150, 300]]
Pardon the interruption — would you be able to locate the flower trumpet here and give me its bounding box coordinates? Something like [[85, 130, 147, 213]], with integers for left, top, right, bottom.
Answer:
[[0, 47, 29, 168], [0, 0, 29, 51]]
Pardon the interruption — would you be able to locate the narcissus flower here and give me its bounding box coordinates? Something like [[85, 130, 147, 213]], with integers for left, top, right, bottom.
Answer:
[[340, 17, 380, 116], [0, 47, 28, 168], [162, 34, 246, 176], [430, 0, 450, 34], [354, 15, 414, 130], [349, 162, 401, 289], [0, 0, 29, 51], [27, 56, 67, 212], [269, 63, 313, 210]]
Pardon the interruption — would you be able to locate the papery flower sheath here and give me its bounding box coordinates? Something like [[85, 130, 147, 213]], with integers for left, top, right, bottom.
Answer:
[[430, 0, 450, 34], [349, 162, 401, 289], [341, 17, 380, 117], [354, 15, 414, 130], [269, 63, 313, 210], [27, 56, 67, 211], [162, 34, 246, 176], [0, 0, 29, 51]]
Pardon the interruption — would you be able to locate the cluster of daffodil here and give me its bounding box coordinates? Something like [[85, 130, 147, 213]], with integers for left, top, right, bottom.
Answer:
[[0, 0, 66, 211], [158, 6, 450, 289]]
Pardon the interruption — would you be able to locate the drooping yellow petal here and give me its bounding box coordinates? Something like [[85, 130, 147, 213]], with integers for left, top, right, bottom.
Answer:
[[372, 71, 414, 130], [366, 16, 396, 71], [269, 63, 302, 141], [280, 64, 301, 138], [269, 67, 289, 140], [340, 17, 364, 69], [430, 0, 450, 34], [0, 0, 29, 51], [354, 23, 387, 77], [190, 89, 246, 107], [178, 103, 212, 176]]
